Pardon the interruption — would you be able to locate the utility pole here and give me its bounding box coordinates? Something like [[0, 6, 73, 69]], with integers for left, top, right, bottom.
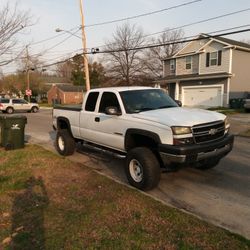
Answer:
[[25, 45, 31, 102], [79, 0, 90, 91]]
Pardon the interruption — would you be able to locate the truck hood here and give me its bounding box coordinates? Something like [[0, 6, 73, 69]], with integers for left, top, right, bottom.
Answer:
[[132, 107, 225, 127]]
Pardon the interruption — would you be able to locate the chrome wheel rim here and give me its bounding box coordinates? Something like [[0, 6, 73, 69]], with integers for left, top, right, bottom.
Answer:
[[58, 136, 65, 151], [129, 159, 143, 182]]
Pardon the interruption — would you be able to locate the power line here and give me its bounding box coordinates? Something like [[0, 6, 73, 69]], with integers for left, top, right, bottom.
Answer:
[[93, 7, 250, 49], [26, 29, 82, 58], [31, 8, 250, 61], [35, 27, 250, 70], [143, 7, 250, 38], [150, 24, 250, 46], [96, 28, 250, 54], [11, 5, 250, 62], [28, 26, 81, 47], [4, 1, 201, 53], [85, 0, 202, 28]]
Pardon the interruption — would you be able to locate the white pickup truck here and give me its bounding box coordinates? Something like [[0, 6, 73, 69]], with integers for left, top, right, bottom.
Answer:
[[52, 87, 234, 190]]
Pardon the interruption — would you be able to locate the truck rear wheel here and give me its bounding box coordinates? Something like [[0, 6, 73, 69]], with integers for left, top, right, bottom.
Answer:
[[125, 147, 161, 190], [55, 129, 75, 156]]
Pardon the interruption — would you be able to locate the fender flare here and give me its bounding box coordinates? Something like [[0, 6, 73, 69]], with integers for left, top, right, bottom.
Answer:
[[56, 117, 73, 136], [125, 128, 161, 151]]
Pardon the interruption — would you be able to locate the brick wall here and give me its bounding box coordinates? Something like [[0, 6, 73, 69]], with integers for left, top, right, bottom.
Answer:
[[47, 86, 83, 104]]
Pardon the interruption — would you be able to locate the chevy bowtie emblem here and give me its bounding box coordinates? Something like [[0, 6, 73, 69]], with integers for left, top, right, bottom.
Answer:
[[11, 124, 20, 130], [209, 128, 217, 135]]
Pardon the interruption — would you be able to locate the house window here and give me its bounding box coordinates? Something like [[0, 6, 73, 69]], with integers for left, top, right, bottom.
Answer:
[[210, 52, 218, 66], [206, 50, 222, 67], [170, 59, 175, 74], [186, 56, 192, 70]]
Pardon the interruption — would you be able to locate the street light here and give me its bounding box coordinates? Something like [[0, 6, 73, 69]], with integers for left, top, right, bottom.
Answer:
[[55, 28, 82, 39]]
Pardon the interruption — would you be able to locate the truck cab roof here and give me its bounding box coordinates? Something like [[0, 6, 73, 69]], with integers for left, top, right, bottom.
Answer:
[[88, 86, 153, 93]]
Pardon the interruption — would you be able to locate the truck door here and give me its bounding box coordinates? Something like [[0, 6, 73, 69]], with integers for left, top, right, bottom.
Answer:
[[80, 91, 125, 151]]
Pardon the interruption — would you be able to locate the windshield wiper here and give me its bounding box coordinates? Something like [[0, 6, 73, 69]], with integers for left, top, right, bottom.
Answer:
[[157, 105, 175, 109], [133, 107, 154, 113]]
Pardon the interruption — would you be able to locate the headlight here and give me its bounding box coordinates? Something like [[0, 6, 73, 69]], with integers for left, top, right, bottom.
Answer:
[[171, 126, 192, 135], [224, 117, 230, 129]]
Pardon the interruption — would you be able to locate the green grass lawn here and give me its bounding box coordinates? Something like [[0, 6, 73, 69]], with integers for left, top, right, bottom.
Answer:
[[207, 107, 245, 115], [0, 145, 249, 249], [38, 103, 53, 108], [239, 129, 250, 138]]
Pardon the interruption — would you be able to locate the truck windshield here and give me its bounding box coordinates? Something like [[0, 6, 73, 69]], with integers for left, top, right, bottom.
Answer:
[[120, 89, 178, 114]]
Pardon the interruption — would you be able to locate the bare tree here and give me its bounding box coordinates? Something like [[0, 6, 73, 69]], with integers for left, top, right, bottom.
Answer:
[[0, 3, 32, 66], [105, 23, 145, 85], [143, 29, 184, 78], [56, 61, 73, 82]]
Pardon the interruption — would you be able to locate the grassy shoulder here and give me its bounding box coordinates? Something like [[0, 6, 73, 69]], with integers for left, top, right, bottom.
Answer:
[[0, 145, 249, 249], [207, 107, 245, 115], [239, 129, 250, 138], [38, 103, 53, 108]]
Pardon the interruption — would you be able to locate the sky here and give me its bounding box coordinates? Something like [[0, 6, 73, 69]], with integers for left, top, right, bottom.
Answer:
[[1, 0, 250, 74]]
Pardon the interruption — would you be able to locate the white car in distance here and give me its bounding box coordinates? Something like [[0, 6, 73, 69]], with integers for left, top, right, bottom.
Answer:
[[0, 98, 39, 114]]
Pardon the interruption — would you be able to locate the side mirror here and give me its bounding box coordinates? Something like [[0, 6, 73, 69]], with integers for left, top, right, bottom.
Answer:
[[105, 106, 122, 116], [174, 100, 182, 107]]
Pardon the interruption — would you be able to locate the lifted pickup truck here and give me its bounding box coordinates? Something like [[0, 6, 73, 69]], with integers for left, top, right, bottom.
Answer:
[[53, 87, 234, 190]]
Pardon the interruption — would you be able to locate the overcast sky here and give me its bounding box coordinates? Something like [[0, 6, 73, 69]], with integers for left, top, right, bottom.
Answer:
[[1, 0, 250, 74]]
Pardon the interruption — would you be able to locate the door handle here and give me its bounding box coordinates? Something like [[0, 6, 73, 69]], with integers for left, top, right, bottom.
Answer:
[[95, 117, 100, 122]]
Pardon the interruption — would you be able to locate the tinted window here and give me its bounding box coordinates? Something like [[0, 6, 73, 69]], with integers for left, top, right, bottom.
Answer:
[[12, 99, 22, 104], [0, 98, 10, 103], [12, 99, 28, 104], [20, 99, 28, 104], [85, 92, 99, 112], [120, 89, 178, 114], [99, 92, 120, 113]]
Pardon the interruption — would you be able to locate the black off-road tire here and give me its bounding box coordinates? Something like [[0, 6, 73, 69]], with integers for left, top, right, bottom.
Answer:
[[55, 129, 75, 156], [125, 147, 161, 190], [196, 158, 220, 170], [6, 107, 14, 114], [31, 106, 39, 113]]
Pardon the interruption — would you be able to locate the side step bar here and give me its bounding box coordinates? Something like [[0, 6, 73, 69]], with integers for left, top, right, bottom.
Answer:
[[81, 142, 126, 159]]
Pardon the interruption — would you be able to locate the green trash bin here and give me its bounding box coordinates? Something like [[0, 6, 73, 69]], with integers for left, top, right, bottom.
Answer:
[[0, 115, 27, 150], [229, 99, 238, 109]]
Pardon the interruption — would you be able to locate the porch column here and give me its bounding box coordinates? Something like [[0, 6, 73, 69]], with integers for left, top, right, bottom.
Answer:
[[175, 81, 180, 100], [226, 78, 230, 107]]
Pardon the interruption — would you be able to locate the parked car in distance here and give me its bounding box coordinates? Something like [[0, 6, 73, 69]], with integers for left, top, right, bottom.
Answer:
[[244, 94, 250, 112], [0, 98, 39, 114]]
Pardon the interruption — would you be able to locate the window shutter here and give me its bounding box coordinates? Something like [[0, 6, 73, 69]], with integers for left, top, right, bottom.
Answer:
[[218, 50, 222, 65], [206, 53, 210, 67]]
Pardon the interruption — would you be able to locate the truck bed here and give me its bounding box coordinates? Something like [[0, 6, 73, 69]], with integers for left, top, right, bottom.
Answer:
[[54, 104, 82, 112]]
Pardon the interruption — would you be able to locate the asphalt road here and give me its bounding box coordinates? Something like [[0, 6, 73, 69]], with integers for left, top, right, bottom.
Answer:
[[3, 109, 250, 239]]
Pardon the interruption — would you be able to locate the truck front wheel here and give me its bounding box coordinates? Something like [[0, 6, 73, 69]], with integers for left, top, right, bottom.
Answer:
[[125, 147, 161, 190], [55, 129, 75, 156]]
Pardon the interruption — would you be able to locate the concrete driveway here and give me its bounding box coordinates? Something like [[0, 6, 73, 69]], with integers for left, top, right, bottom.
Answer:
[[4, 109, 249, 239]]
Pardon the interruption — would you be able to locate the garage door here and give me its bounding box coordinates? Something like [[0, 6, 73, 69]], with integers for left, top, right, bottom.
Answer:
[[183, 86, 222, 107]]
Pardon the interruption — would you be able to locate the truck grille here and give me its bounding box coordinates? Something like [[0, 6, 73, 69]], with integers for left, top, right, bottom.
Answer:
[[192, 121, 225, 144]]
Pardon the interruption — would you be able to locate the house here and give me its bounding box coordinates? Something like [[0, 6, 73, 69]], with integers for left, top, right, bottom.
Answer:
[[47, 84, 85, 105], [158, 34, 250, 107]]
